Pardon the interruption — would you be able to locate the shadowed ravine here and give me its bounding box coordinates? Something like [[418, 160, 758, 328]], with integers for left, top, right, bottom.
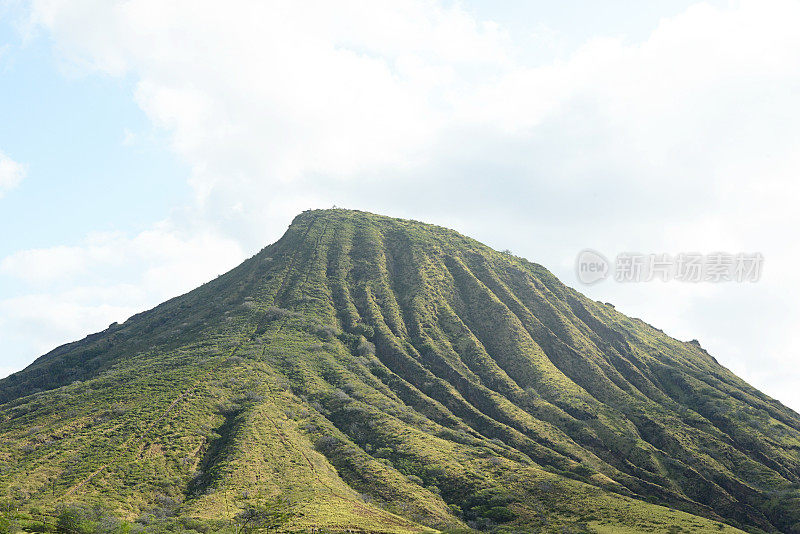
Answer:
[[1, 209, 799, 533]]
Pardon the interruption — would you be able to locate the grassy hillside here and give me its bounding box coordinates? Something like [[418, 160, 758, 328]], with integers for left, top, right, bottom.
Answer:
[[1, 209, 799, 533]]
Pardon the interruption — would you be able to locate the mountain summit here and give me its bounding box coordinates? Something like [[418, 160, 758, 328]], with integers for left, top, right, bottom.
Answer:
[[2, 209, 799, 533]]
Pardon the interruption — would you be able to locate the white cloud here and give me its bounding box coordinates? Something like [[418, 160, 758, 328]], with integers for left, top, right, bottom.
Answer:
[[5, 0, 800, 410], [0, 223, 244, 371], [1, 245, 92, 283], [0, 151, 26, 198], [1, 226, 243, 286], [0, 293, 136, 356]]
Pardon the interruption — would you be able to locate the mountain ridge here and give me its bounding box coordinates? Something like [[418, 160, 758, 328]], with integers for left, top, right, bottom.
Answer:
[[1, 208, 799, 533]]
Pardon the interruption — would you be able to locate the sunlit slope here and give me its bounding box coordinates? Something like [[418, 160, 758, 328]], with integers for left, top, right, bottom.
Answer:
[[1, 209, 799, 533]]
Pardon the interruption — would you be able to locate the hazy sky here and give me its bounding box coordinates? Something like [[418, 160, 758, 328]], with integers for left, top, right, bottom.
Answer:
[[2, 0, 799, 411]]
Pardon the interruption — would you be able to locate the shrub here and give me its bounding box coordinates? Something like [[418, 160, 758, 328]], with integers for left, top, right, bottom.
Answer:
[[373, 447, 392, 458], [313, 324, 338, 340], [462, 489, 517, 524], [352, 323, 375, 339], [315, 435, 342, 454], [180, 517, 211, 533], [484, 506, 515, 522], [370, 366, 389, 379], [356, 339, 376, 357], [56, 507, 82, 533], [242, 390, 264, 403], [234, 497, 296, 533], [265, 307, 297, 320]]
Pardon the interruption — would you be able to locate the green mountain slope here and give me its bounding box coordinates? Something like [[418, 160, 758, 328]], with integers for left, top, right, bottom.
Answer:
[[1, 209, 799, 533]]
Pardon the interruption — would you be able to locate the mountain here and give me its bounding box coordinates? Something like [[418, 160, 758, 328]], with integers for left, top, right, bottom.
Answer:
[[1, 209, 799, 534]]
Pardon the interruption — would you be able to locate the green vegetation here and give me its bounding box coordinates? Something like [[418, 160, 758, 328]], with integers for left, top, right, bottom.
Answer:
[[1, 209, 799, 533]]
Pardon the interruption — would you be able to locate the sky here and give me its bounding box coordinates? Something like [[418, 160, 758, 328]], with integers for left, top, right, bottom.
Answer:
[[1, 0, 799, 411]]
